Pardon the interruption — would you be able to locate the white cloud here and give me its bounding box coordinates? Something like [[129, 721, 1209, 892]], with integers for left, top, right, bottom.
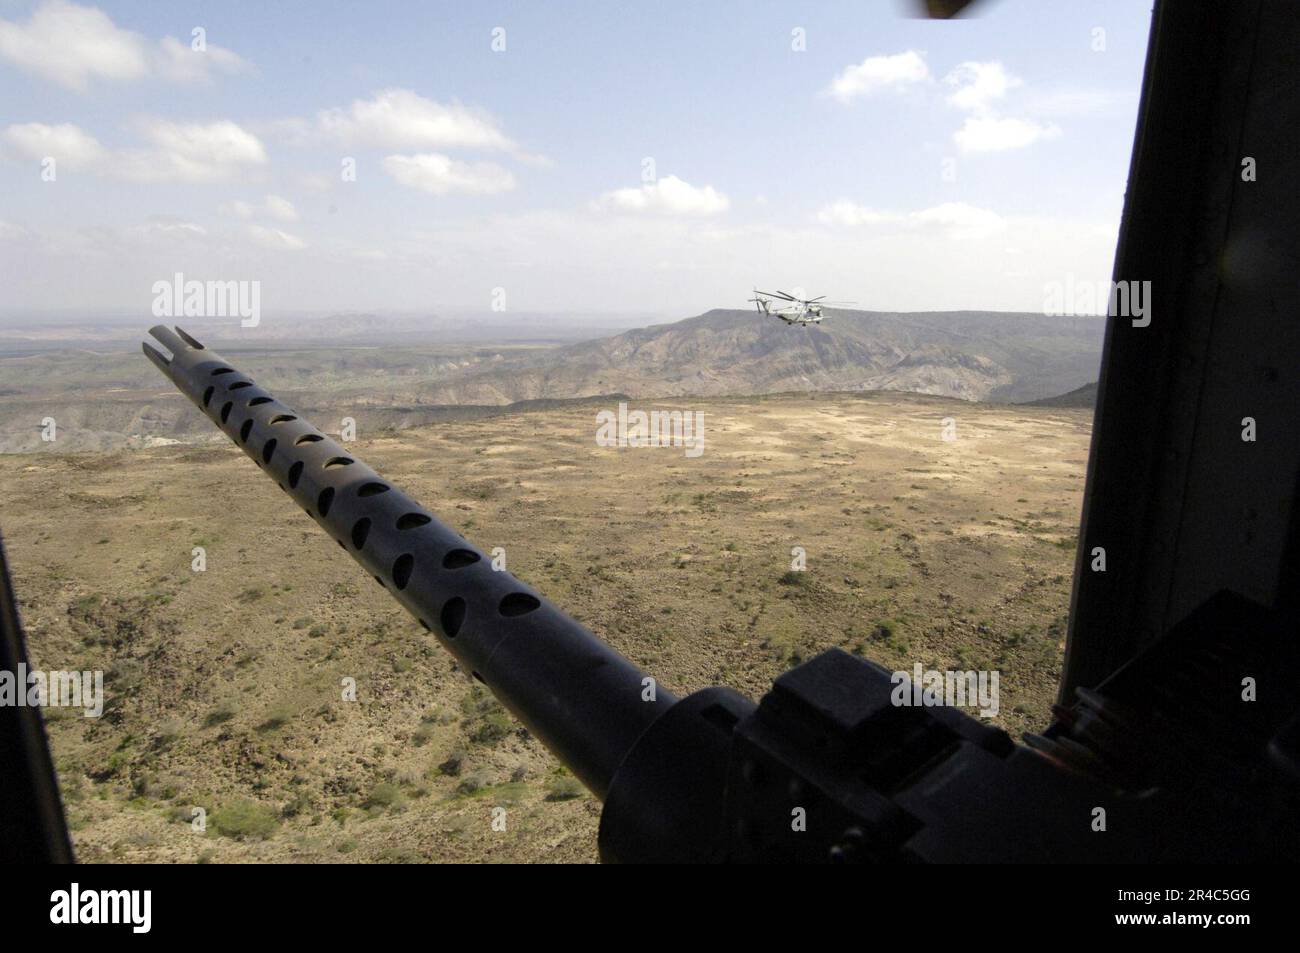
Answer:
[[910, 202, 1006, 239], [945, 61, 1021, 113], [264, 195, 298, 222], [120, 119, 267, 182], [816, 200, 1004, 239], [155, 35, 251, 84], [221, 195, 297, 221], [0, 1, 249, 91], [135, 118, 265, 164], [953, 116, 1061, 153], [0, 219, 27, 241], [319, 89, 515, 151], [2, 118, 267, 182], [0, 0, 146, 90], [381, 153, 516, 196], [253, 117, 314, 147], [221, 199, 256, 220], [940, 61, 1075, 156], [511, 151, 556, 169], [2, 121, 106, 169], [247, 225, 305, 250], [597, 175, 729, 216], [125, 220, 208, 241], [816, 201, 901, 227], [825, 50, 929, 104]]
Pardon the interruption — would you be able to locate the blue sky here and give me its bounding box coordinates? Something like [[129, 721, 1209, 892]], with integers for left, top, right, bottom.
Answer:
[[0, 0, 1153, 318]]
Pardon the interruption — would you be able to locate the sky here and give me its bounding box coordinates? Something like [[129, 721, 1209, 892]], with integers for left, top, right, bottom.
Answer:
[[0, 0, 1154, 320]]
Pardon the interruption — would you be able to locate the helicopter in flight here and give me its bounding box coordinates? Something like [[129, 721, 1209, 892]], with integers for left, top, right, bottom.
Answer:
[[748, 289, 854, 326]]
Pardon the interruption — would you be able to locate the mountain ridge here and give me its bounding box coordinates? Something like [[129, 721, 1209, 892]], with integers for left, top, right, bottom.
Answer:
[[415, 307, 1105, 405]]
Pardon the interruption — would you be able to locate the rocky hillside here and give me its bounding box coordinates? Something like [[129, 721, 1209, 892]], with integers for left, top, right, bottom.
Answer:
[[1023, 381, 1100, 408], [0, 308, 1104, 452], [411, 309, 1105, 405]]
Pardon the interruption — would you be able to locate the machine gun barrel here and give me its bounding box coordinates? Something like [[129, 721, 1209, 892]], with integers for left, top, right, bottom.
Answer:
[[143, 326, 676, 799]]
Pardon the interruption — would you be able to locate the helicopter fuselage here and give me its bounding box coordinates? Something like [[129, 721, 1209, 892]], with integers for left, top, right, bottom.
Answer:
[[752, 297, 822, 325]]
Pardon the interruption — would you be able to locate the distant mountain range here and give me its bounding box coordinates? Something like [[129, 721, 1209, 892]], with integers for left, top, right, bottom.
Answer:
[[413, 308, 1106, 405], [0, 310, 657, 350], [1022, 381, 1099, 407], [0, 307, 1106, 452]]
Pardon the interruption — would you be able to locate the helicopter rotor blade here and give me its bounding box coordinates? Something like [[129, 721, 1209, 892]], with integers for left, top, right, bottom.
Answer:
[[755, 290, 797, 301], [919, 0, 984, 18]]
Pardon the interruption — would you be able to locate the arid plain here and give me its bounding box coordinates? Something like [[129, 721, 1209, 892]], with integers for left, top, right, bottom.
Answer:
[[0, 390, 1091, 862]]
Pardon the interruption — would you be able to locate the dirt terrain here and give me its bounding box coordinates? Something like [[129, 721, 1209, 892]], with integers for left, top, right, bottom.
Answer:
[[0, 391, 1091, 863]]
